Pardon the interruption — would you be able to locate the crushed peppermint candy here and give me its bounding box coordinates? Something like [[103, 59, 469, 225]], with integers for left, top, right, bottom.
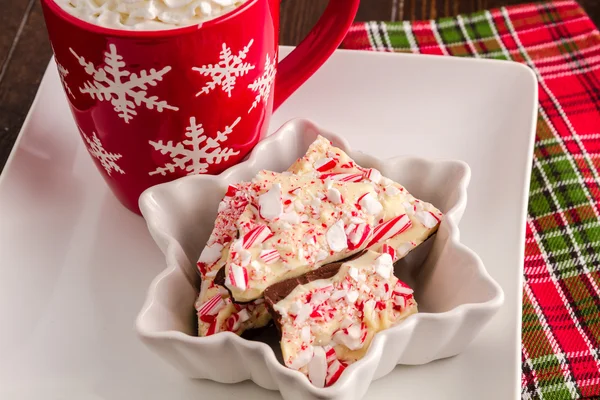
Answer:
[[242, 225, 273, 249], [415, 210, 442, 228], [396, 241, 416, 259], [308, 346, 328, 387], [345, 290, 359, 303], [345, 223, 371, 250], [319, 173, 364, 182], [401, 200, 414, 215], [316, 249, 329, 262], [273, 250, 417, 387], [197, 294, 225, 317], [332, 323, 365, 350], [374, 253, 393, 279], [288, 346, 314, 370], [226, 264, 249, 290], [280, 210, 301, 225], [238, 309, 251, 322], [384, 185, 401, 196], [259, 183, 283, 220], [364, 168, 382, 184], [325, 359, 347, 386], [259, 249, 280, 264], [198, 242, 224, 265], [358, 192, 383, 216], [368, 214, 412, 247], [381, 243, 396, 260], [315, 157, 337, 172], [326, 219, 348, 252], [327, 187, 343, 204]]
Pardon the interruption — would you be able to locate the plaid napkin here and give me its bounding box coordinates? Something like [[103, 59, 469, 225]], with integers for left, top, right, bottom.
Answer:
[[341, 1, 600, 399]]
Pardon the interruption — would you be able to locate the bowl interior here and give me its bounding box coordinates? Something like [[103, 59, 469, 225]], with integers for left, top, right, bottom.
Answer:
[[138, 120, 491, 353]]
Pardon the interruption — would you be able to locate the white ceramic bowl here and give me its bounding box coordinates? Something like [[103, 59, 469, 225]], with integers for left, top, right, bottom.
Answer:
[[136, 118, 504, 400]]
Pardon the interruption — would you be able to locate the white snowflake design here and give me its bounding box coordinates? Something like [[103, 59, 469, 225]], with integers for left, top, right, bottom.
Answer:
[[70, 44, 179, 124], [56, 62, 75, 98], [247, 53, 276, 113], [82, 130, 125, 176], [192, 39, 255, 98], [148, 116, 241, 176]]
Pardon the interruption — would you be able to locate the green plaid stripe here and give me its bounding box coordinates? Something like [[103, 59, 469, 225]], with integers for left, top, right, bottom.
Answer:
[[342, 1, 600, 399]]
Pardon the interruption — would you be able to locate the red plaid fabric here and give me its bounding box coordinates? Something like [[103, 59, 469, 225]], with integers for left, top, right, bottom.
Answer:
[[341, 1, 600, 399]]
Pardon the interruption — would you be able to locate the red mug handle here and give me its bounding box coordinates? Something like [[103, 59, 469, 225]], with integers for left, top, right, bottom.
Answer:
[[273, 0, 360, 111]]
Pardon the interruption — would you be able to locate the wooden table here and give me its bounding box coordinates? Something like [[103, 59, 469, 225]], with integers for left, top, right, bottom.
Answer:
[[1, 0, 598, 172]]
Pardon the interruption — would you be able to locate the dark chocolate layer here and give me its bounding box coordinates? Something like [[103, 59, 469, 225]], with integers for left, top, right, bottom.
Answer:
[[263, 250, 367, 331], [212, 250, 367, 305]]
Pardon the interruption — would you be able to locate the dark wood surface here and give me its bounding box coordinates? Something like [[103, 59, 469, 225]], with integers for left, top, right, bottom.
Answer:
[[0, 0, 599, 172]]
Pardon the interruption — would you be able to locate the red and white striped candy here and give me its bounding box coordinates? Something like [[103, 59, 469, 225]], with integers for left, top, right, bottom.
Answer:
[[381, 244, 396, 259], [332, 324, 364, 350], [346, 223, 372, 250], [205, 318, 219, 336], [393, 280, 414, 296], [225, 313, 242, 332], [394, 295, 407, 309], [225, 184, 238, 197], [319, 173, 364, 182], [199, 314, 215, 324], [259, 248, 280, 264], [197, 294, 225, 317], [228, 264, 249, 290], [367, 214, 412, 247], [196, 261, 208, 276], [324, 346, 337, 364], [416, 210, 442, 228], [393, 280, 414, 309], [364, 168, 382, 183], [243, 225, 273, 249], [314, 157, 337, 172], [325, 359, 346, 387]]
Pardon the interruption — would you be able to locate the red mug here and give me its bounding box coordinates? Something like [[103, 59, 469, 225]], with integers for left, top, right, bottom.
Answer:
[[41, 0, 360, 214]]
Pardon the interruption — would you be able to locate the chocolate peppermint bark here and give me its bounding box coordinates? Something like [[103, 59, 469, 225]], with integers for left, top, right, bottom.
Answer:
[[194, 135, 442, 338], [266, 250, 418, 387]]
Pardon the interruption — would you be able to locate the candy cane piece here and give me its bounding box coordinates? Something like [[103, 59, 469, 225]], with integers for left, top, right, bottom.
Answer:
[[243, 225, 273, 249], [367, 214, 412, 247], [314, 157, 337, 172]]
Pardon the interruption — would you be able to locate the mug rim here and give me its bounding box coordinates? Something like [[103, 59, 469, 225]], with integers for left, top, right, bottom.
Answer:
[[41, 0, 259, 38]]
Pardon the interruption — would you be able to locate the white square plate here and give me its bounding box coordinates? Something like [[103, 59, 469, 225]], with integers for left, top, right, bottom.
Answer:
[[0, 47, 537, 400]]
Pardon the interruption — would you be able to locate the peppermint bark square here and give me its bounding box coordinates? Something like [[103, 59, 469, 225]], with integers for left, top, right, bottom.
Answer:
[[264, 250, 417, 387], [289, 135, 443, 261], [195, 182, 272, 337]]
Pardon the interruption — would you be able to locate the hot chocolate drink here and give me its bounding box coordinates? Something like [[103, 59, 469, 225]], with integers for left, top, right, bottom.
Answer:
[[53, 0, 246, 30]]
